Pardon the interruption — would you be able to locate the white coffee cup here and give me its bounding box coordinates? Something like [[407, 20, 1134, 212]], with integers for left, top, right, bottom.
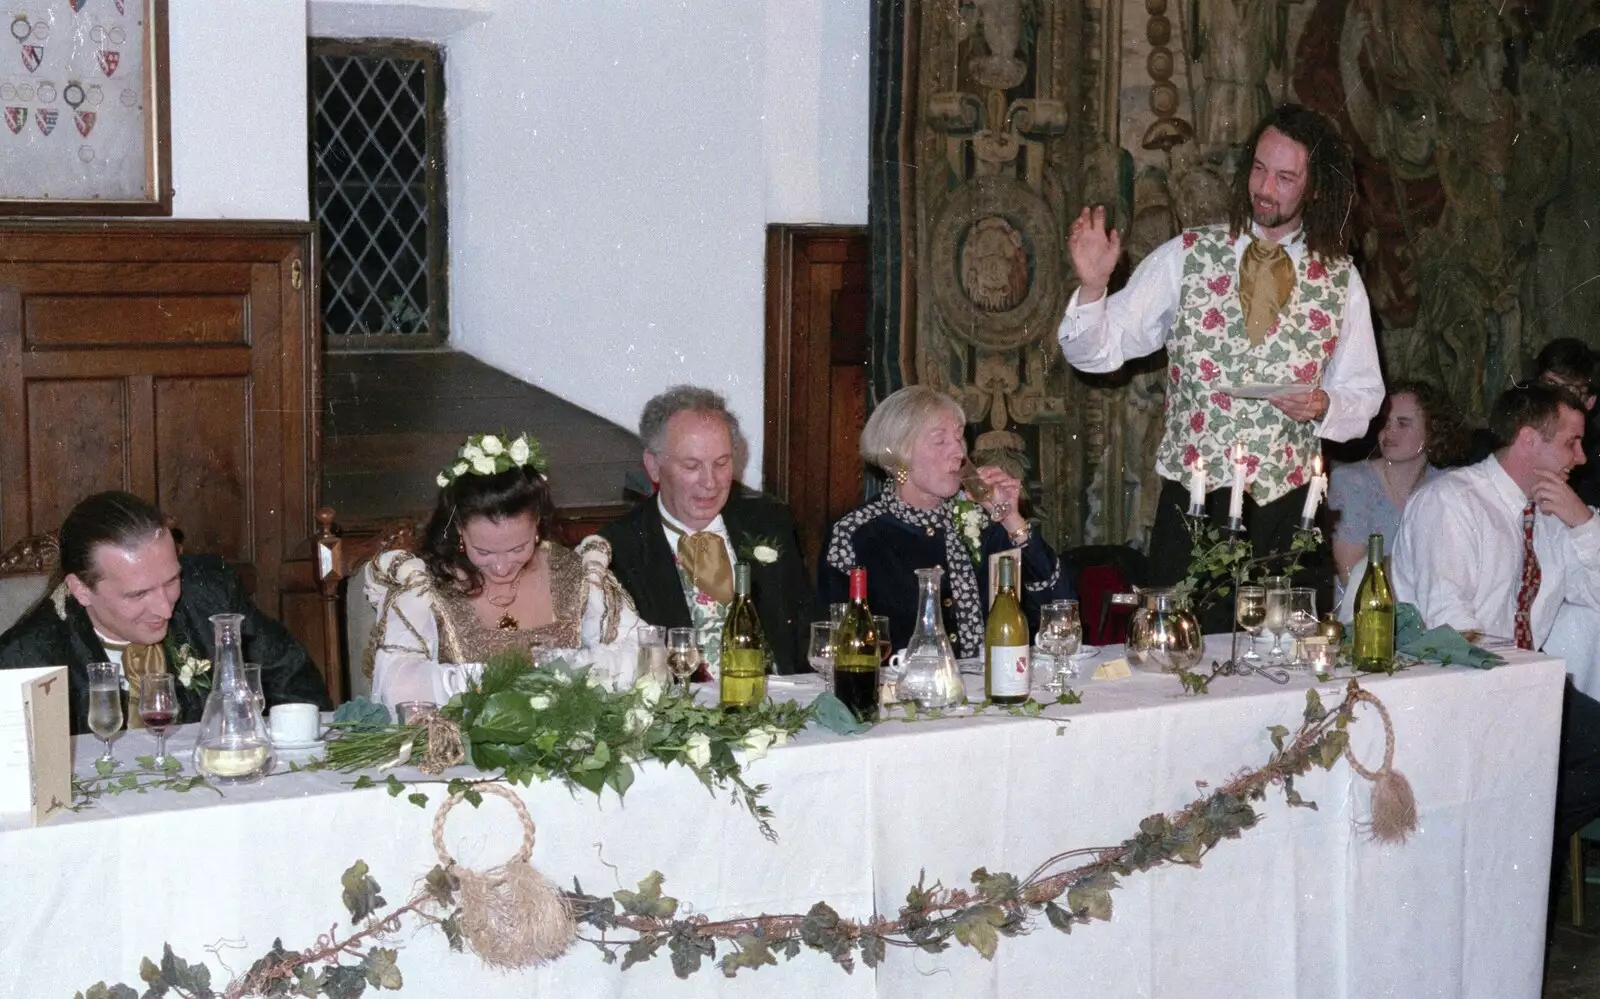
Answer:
[[269, 702, 321, 745]]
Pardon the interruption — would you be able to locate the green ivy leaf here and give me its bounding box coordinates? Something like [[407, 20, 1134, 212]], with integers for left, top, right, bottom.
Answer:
[[340, 861, 387, 924], [970, 867, 1021, 903], [620, 933, 663, 971], [718, 933, 777, 977], [406, 792, 428, 808], [293, 966, 327, 997], [951, 904, 1005, 959], [1268, 724, 1290, 753], [351, 775, 374, 790], [321, 964, 368, 999], [94, 758, 115, 777], [1304, 688, 1327, 725], [1044, 900, 1074, 933], [859, 931, 886, 967], [383, 774, 406, 798], [423, 866, 456, 905], [605, 764, 636, 797], [441, 910, 465, 952], [362, 948, 403, 990], [1067, 873, 1115, 923], [138, 956, 166, 990], [152, 945, 211, 997], [1316, 730, 1349, 770], [614, 871, 677, 920]]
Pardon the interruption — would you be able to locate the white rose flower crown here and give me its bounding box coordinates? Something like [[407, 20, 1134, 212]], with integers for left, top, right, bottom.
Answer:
[[437, 432, 549, 489]]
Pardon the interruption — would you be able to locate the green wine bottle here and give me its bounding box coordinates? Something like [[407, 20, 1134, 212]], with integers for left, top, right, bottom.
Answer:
[[830, 568, 881, 723], [1353, 533, 1395, 672], [985, 555, 1031, 704], [719, 562, 769, 708]]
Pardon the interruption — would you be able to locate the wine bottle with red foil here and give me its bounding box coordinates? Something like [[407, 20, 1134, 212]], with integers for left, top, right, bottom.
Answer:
[[830, 568, 881, 723], [985, 555, 1030, 704]]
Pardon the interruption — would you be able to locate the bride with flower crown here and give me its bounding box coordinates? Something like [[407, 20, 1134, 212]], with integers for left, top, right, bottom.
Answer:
[[362, 433, 641, 709]]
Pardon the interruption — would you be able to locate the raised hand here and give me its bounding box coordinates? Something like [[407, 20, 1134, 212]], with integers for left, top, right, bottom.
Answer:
[[975, 465, 1027, 534], [1268, 388, 1329, 423], [1068, 205, 1122, 304], [1531, 469, 1593, 528]]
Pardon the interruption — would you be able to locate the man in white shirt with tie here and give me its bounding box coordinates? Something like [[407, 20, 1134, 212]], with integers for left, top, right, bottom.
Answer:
[[1392, 382, 1600, 850], [1058, 104, 1383, 590]]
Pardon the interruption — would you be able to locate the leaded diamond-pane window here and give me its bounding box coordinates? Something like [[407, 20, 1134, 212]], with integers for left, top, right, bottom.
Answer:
[[310, 41, 446, 345]]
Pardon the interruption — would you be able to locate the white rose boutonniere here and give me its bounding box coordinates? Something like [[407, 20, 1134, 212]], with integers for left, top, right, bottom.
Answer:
[[737, 536, 784, 566], [173, 644, 212, 693]]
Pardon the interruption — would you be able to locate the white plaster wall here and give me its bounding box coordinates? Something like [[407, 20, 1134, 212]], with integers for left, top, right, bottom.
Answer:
[[167, 1, 308, 219], [446, 0, 870, 482]]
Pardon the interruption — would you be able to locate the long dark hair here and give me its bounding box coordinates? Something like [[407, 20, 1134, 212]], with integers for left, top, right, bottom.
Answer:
[[421, 466, 555, 596], [1228, 104, 1357, 261], [59, 491, 167, 587]]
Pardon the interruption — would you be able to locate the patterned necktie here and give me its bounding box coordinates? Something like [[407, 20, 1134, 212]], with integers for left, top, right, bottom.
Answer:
[[1514, 501, 1541, 650], [676, 531, 733, 605], [100, 640, 168, 729], [1238, 238, 1296, 347]]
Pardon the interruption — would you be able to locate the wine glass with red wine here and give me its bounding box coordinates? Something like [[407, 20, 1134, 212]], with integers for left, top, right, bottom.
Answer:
[[139, 672, 178, 766]]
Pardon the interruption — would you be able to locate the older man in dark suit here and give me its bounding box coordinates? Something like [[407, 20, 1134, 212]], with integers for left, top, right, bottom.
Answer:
[[599, 386, 815, 674]]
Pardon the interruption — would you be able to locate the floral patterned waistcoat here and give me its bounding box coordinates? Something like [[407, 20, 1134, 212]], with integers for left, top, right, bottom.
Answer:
[[1155, 225, 1352, 505]]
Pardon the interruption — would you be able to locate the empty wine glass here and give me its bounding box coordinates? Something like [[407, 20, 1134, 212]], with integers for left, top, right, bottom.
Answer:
[[807, 621, 835, 684], [1287, 587, 1319, 669], [1037, 600, 1082, 684], [86, 661, 123, 763], [1235, 585, 1267, 661], [138, 672, 178, 766], [666, 627, 698, 688]]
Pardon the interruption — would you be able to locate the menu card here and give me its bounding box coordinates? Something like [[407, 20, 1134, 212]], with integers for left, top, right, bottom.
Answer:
[[0, 666, 71, 824]]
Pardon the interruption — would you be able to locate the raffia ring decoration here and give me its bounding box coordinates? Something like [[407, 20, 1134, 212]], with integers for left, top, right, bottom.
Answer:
[[418, 714, 465, 775], [1341, 688, 1418, 844], [431, 784, 576, 968]]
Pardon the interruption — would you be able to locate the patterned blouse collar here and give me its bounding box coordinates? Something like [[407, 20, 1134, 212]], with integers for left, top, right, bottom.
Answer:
[[883, 492, 955, 532]]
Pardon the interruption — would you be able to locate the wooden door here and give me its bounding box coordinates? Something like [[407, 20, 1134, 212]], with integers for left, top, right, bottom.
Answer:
[[0, 221, 321, 668], [763, 225, 870, 575]]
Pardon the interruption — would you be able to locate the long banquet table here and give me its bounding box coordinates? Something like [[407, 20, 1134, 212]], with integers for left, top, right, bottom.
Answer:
[[0, 639, 1567, 998]]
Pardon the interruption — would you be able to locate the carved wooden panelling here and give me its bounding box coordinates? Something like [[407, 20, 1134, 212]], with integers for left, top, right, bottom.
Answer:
[[25, 378, 128, 533], [153, 376, 251, 562]]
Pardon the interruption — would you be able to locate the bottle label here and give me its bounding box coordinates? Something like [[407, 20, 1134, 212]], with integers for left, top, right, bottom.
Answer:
[[988, 644, 1030, 697]]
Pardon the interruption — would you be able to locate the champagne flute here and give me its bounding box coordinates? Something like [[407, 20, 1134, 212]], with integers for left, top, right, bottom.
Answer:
[[85, 661, 123, 764], [807, 621, 835, 684], [1286, 588, 1319, 669], [635, 624, 668, 684], [666, 627, 698, 689], [138, 672, 178, 766], [1263, 587, 1292, 662], [1234, 585, 1267, 661], [873, 614, 898, 702]]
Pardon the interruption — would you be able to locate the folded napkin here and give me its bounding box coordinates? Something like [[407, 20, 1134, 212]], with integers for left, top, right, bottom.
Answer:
[[808, 692, 874, 735], [333, 696, 394, 729], [1393, 603, 1504, 670]]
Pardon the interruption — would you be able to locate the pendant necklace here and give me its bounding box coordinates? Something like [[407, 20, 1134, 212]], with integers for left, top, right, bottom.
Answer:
[[486, 557, 532, 631]]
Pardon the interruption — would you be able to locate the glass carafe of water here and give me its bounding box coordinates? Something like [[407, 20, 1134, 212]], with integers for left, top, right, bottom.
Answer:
[[895, 567, 966, 709], [192, 612, 274, 782]]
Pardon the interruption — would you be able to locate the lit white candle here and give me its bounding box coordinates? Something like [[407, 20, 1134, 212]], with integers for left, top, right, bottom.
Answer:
[[1188, 464, 1207, 512], [1228, 446, 1247, 520], [1300, 455, 1327, 521]]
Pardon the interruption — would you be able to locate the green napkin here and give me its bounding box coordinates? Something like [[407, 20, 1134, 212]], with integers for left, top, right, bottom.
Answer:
[[332, 695, 393, 730], [808, 692, 874, 735], [1393, 602, 1504, 669]]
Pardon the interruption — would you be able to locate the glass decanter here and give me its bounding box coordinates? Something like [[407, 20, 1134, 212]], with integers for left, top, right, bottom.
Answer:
[[895, 567, 966, 709], [192, 612, 274, 782]]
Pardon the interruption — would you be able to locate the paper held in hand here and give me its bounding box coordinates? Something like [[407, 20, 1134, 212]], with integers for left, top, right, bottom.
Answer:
[[0, 666, 70, 825], [1215, 383, 1309, 400]]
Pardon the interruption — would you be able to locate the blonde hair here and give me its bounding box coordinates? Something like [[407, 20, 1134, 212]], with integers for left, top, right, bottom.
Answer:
[[859, 386, 966, 474]]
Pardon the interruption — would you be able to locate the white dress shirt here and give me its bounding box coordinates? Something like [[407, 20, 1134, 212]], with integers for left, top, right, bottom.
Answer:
[[1056, 224, 1384, 443], [656, 496, 737, 574], [1391, 456, 1600, 648]]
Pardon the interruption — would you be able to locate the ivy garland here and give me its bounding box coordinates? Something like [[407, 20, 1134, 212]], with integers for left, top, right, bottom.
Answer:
[[75, 682, 1371, 995]]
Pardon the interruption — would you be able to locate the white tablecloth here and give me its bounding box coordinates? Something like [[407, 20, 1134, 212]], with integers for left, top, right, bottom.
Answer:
[[0, 640, 1565, 998]]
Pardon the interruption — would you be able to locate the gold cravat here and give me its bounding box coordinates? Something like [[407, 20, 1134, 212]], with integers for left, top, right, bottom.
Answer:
[[102, 641, 168, 730], [1238, 238, 1296, 347], [677, 532, 734, 605]]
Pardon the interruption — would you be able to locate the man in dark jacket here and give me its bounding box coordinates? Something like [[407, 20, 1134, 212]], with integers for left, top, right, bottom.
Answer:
[[0, 492, 331, 733], [600, 386, 815, 674]]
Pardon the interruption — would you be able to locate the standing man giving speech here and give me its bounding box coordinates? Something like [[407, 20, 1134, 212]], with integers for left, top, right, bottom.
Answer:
[[1056, 104, 1383, 579]]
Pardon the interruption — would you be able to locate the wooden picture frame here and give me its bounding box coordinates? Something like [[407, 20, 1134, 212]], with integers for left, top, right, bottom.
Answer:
[[0, 0, 170, 216]]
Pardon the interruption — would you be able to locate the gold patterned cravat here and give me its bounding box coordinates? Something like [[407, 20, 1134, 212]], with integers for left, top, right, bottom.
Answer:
[[101, 639, 168, 730], [677, 532, 733, 605], [1238, 237, 1296, 347]]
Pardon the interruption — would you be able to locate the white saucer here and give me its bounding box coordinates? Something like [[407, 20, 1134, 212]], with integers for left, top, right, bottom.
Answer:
[[272, 738, 325, 752]]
